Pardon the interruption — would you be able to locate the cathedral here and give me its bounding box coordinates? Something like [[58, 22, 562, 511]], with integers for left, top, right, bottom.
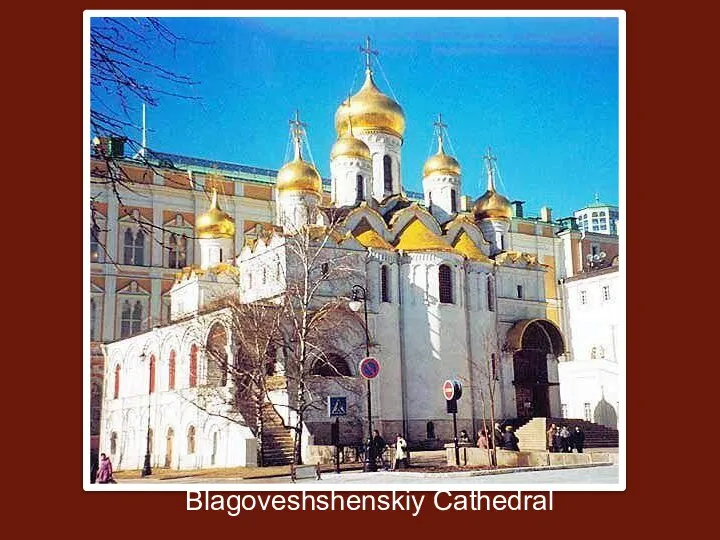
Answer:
[[99, 42, 569, 471]]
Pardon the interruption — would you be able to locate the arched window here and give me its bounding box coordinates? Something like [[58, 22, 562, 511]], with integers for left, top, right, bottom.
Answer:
[[148, 354, 156, 394], [450, 189, 457, 213], [134, 230, 145, 265], [123, 229, 134, 264], [438, 264, 454, 304], [427, 421, 436, 440], [383, 155, 393, 193], [356, 174, 365, 201], [168, 350, 176, 390], [487, 276, 495, 312], [113, 364, 121, 399], [187, 425, 196, 454], [312, 354, 352, 376], [381, 265, 390, 303], [91, 224, 101, 261], [491, 353, 498, 380], [189, 344, 198, 388], [110, 432, 117, 455], [123, 300, 143, 336]]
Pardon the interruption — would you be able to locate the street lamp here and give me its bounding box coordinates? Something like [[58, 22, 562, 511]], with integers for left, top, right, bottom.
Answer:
[[140, 352, 152, 477], [348, 284, 377, 472]]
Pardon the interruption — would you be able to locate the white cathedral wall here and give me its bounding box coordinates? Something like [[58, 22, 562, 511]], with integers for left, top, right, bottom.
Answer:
[[357, 132, 402, 200], [330, 156, 372, 206], [422, 174, 461, 224], [397, 253, 475, 441]]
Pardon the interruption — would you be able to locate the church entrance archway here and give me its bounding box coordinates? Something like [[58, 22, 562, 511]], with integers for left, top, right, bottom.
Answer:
[[505, 319, 565, 419]]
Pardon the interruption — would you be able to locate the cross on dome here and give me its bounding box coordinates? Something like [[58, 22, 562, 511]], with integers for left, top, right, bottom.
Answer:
[[360, 36, 379, 74]]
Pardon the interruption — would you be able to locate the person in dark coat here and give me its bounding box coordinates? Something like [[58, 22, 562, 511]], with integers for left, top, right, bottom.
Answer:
[[371, 430, 389, 469], [571, 426, 585, 453], [492, 422, 504, 449], [552, 426, 563, 453], [502, 426, 520, 451]]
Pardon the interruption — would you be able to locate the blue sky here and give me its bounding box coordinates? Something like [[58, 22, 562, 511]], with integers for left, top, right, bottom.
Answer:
[[91, 14, 620, 219]]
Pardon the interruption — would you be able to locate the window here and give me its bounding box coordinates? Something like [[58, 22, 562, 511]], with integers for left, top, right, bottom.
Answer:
[[123, 229, 134, 264], [120, 300, 143, 338], [123, 229, 145, 265], [450, 189, 457, 213], [580, 290, 587, 305], [584, 402, 592, 422], [381, 265, 390, 303], [90, 225, 101, 262], [591, 245, 599, 256], [168, 234, 187, 269], [438, 264, 454, 304], [189, 344, 198, 388], [426, 421, 436, 440], [110, 432, 117, 455], [516, 285, 523, 299], [561, 404, 568, 418], [602, 286, 611, 301], [113, 365, 121, 399], [383, 155, 393, 193], [599, 211, 606, 217], [187, 425, 196, 454], [491, 353, 498, 380], [148, 354, 156, 394], [487, 276, 495, 311], [312, 354, 352, 376], [321, 262, 329, 277], [591, 212, 598, 218], [168, 350, 176, 390], [356, 174, 364, 201], [90, 298, 98, 341]]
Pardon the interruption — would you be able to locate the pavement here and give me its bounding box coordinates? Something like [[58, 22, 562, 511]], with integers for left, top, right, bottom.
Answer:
[[116, 461, 619, 486]]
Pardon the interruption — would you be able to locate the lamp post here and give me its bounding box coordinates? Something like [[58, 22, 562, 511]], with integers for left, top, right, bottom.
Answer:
[[140, 352, 152, 477], [348, 284, 377, 472]]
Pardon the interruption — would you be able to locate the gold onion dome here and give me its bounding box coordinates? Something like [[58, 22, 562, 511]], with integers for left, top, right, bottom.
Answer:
[[196, 189, 236, 239], [473, 190, 513, 220], [276, 149, 322, 195], [331, 121, 371, 161], [335, 71, 405, 138], [423, 137, 461, 177]]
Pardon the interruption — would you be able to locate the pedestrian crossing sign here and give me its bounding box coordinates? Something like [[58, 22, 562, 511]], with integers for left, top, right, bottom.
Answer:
[[328, 396, 347, 417]]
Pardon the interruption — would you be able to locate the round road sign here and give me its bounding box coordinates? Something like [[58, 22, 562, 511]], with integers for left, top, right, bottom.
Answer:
[[443, 379, 462, 400], [359, 357, 381, 379]]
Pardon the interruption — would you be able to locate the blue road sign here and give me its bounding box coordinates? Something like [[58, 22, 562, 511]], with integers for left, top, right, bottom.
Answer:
[[328, 396, 347, 417], [359, 357, 381, 379]]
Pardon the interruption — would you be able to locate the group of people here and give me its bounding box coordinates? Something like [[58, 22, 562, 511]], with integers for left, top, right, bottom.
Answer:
[[547, 424, 585, 453], [369, 430, 409, 470], [474, 422, 521, 451]]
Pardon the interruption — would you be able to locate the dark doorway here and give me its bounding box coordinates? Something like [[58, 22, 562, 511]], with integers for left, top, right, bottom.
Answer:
[[511, 320, 563, 418]]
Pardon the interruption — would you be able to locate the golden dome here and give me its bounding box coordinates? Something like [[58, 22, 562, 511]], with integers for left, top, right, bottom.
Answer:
[[276, 157, 322, 195], [335, 71, 405, 138], [196, 190, 236, 239], [423, 137, 461, 177], [473, 190, 513, 221], [330, 122, 371, 161]]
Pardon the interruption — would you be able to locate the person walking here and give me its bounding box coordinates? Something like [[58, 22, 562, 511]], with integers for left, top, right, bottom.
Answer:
[[392, 433, 408, 470], [459, 429, 471, 443], [96, 453, 115, 484], [372, 429, 389, 470], [572, 426, 585, 453]]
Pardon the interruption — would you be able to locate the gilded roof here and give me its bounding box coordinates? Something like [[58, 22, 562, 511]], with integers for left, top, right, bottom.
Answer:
[[453, 231, 492, 263], [196, 190, 236, 239], [394, 217, 457, 253]]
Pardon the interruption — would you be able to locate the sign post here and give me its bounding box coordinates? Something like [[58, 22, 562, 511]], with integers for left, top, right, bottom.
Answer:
[[443, 380, 462, 466], [328, 396, 347, 474], [359, 357, 380, 472]]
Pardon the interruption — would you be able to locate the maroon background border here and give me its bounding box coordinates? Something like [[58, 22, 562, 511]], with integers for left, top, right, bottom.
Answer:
[[9, 0, 689, 534]]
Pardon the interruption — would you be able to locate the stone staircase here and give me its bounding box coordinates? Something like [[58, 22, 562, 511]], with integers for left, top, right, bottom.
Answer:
[[260, 401, 295, 466], [515, 417, 619, 451]]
